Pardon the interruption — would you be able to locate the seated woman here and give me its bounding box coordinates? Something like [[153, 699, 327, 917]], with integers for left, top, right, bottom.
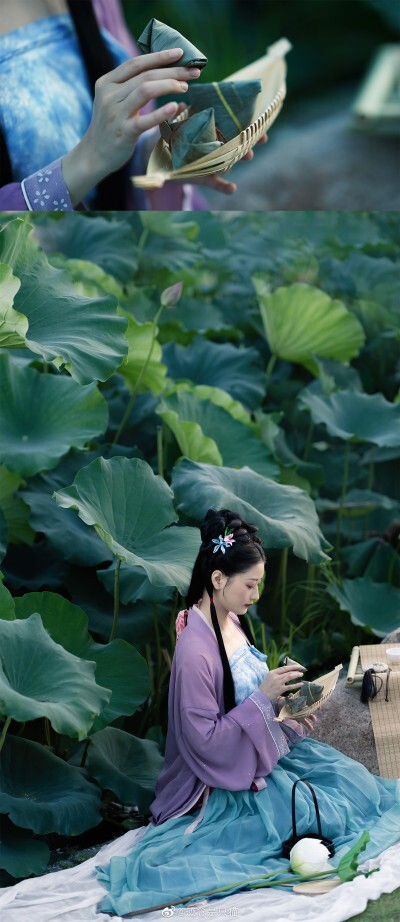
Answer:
[[94, 507, 400, 916], [0, 0, 262, 211]]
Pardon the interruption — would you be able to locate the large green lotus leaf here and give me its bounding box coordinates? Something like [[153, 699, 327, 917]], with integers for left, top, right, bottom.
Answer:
[[117, 313, 170, 396], [0, 572, 15, 620], [252, 279, 365, 375], [48, 255, 125, 300], [0, 508, 6, 563], [0, 614, 110, 738], [164, 382, 254, 427], [140, 213, 199, 240], [157, 391, 279, 479], [0, 218, 128, 384], [0, 815, 49, 878], [13, 593, 150, 728], [20, 445, 141, 565], [323, 252, 400, 312], [340, 539, 400, 585], [0, 263, 26, 348], [34, 212, 139, 284], [327, 578, 400, 637], [53, 456, 201, 591], [87, 727, 164, 812], [0, 354, 108, 476], [171, 459, 331, 564], [0, 735, 102, 835], [163, 337, 266, 411], [0, 464, 35, 545], [317, 489, 398, 517], [21, 476, 113, 567], [298, 387, 400, 447]]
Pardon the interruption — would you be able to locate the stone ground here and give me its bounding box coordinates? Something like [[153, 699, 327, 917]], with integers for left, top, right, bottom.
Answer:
[[201, 84, 400, 211]]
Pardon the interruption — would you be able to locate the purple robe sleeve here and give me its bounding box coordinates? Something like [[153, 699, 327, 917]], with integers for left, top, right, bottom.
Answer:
[[0, 157, 72, 212], [177, 653, 305, 791]]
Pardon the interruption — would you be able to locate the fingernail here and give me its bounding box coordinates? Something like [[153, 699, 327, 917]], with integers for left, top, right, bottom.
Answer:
[[165, 102, 178, 113], [187, 68, 201, 76], [180, 82, 188, 90], [167, 47, 184, 57]]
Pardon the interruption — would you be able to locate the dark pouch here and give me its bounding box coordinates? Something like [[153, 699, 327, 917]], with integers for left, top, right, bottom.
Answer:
[[282, 779, 335, 858]]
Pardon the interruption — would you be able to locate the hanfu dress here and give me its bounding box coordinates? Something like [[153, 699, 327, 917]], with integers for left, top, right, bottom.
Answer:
[[96, 605, 400, 917]]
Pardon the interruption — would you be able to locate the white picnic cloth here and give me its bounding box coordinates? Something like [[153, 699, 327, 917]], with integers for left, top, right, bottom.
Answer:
[[0, 827, 399, 922]]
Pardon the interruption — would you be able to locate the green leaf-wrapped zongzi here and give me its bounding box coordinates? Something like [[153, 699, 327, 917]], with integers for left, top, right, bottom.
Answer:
[[169, 108, 223, 170], [137, 18, 208, 70], [186, 80, 263, 140]]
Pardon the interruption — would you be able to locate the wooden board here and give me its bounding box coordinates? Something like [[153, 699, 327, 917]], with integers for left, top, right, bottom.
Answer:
[[359, 643, 400, 779]]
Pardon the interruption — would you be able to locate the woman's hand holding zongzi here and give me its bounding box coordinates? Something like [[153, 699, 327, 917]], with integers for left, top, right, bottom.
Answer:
[[274, 694, 319, 732], [62, 48, 200, 205]]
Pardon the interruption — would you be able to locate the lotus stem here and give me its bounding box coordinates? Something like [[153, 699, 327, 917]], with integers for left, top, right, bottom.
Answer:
[[109, 558, 121, 642], [80, 737, 91, 768], [113, 303, 164, 445], [114, 866, 344, 918], [335, 441, 350, 557], [44, 717, 52, 748], [265, 353, 277, 391], [387, 537, 400, 585], [303, 563, 316, 620], [0, 716, 12, 752], [280, 547, 288, 633], [138, 228, 149, 251], [364, 447, 375, 536], [157, 424, 164, 478], [303, 419, 314, 461]]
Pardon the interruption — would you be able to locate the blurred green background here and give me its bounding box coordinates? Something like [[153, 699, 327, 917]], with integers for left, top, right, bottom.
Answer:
[[122, 0, 399, 104]]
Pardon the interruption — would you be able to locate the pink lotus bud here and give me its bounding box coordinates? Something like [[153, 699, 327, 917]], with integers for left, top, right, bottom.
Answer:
[[160, 281, 183, 308]]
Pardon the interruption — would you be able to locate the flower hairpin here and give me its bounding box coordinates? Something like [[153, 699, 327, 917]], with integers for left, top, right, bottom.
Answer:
[[211, 528, 236, 554]]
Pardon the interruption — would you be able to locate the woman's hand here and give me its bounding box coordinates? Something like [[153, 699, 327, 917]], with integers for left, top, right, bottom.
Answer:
[[62, 47, 200, 206], [259, 665, 305, 701]]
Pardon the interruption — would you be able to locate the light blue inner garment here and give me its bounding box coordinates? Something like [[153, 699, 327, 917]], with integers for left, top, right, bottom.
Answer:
[[96, 642, 400, 916], [229, 640, 269, 705], [0, 13, 131, 206]]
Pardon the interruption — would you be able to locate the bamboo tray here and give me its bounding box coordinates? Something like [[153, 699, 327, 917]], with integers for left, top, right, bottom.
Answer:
[[273, 663, 343, 721], [131, 38, 292, 189]]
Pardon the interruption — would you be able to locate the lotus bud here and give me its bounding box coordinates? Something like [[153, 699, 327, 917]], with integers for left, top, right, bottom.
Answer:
[[289, 838, 332, 876], [160, 281, 183, 308]]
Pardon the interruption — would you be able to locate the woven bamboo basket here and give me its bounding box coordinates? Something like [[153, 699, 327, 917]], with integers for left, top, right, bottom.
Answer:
[[131, 38, 292, 189], [273, 663, 343, 722]]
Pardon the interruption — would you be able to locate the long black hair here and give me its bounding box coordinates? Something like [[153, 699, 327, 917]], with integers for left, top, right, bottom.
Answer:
[[185, 507, 266, 715], [0, 0, 127, 209]]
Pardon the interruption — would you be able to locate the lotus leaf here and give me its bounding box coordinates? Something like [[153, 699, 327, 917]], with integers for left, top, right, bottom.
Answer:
[[0, 614, 110, 738], [0, 355, 108, 477], [0, 735, 102, 835], [171, 458, 331, 563], [87, 727, 164, 812], [53, 456, 201, 591], [252, 280, 365, 375]]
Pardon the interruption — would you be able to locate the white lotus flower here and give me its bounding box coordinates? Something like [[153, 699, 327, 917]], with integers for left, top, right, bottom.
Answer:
[[289, 838, 332, 876]]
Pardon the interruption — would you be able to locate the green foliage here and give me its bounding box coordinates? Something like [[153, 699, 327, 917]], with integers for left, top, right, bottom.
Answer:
[[0, 209, 398, 881]]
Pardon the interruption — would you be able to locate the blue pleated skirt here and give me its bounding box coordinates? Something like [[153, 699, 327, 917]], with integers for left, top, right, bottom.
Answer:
[[96, 738, 400, 917]]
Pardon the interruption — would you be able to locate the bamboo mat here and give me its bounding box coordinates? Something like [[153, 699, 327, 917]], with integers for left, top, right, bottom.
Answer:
[[359, 643, 400, 779]]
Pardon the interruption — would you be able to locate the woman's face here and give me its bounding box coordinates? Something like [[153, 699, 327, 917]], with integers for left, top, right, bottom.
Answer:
[[214, 562, 265, 614]]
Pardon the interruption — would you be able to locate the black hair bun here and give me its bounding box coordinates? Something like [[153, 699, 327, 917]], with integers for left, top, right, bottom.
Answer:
[[200, 506, 262, 550]]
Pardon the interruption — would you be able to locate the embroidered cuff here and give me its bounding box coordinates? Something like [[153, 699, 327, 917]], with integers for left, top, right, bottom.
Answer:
[[21, 158, 73, 212]]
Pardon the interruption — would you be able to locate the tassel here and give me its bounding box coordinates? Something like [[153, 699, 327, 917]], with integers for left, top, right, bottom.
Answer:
[[360, 667, 391, 703]]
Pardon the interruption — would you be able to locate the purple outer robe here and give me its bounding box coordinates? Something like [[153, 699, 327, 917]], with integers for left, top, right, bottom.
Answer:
[[149, 606, 306, 827]]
